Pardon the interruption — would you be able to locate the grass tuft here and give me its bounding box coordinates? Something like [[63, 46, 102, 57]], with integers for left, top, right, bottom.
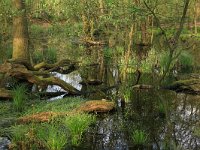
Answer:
[[64, 113, 96, 146], [37, 123, 68, 150], [12, 84, 28, 112], [131, 129, 148, 146]]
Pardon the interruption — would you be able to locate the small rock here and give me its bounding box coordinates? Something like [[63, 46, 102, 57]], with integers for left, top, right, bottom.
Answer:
[[0, 137, 11, 150]]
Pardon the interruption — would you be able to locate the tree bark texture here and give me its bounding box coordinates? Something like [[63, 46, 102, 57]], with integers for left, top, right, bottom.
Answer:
[[12, 0, 30, 62]]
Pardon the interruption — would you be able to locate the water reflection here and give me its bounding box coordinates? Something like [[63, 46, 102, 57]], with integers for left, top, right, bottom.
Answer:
[[46, 72, 82, 100], [47, 72, 82, 92], [45, 69, 199, 149], [81, 90, 200, 150]]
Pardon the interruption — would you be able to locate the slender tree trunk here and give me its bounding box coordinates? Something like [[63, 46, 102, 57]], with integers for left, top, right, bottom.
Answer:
[[122, 24, 134, 80], [12, 0, 30, 62], [194, 0, 198, 34]]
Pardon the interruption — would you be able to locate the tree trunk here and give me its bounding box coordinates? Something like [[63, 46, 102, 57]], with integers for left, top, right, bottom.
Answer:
[[12, 0, 30, 62]]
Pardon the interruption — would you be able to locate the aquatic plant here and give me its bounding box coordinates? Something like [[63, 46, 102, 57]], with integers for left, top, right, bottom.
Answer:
[[64, 113, 96, 146], [131, 129, 148, 146], [12, 84, 28, 112], [37, 123, 68, 150]]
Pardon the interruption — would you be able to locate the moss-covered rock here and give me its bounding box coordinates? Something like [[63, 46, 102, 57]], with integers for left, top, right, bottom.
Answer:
[[165, 79, 200, 94]]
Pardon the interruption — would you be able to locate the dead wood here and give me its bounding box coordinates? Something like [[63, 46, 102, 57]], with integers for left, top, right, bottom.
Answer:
[[0, 62, 80, 97]]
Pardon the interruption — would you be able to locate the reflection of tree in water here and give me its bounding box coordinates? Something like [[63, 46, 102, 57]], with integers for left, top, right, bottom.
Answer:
[[81, 90, 199, 150], [167, 94, 200, 149]]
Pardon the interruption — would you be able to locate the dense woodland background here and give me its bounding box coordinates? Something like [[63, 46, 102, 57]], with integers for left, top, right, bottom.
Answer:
[[0, 1, 200, 150], [0, 0, 200, 76]]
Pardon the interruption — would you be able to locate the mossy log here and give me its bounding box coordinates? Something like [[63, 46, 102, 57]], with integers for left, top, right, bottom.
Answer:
[[75, 100, 115, 113], [8, 59, 79, 74], [34, 59, 79, 74], [164, 79, 200, 94], [0, 62, 80, 96]]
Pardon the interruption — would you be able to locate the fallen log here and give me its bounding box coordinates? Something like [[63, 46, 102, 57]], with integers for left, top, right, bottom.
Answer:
[[132, 84, 154, 89], [0, 88, 12, 100], [0, 62, 80, 96], [163, 79, 200, 94], [34, 59, 79, 72]]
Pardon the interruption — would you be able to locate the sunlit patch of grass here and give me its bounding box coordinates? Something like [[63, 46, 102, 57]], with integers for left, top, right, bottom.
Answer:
[[131, 129, 148, 146], [23, 97, 85, 115], [63, 113, 96, 146], [12, 84, 28, 112]]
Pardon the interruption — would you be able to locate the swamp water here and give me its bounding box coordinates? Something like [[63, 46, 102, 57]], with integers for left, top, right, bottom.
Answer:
[[46, 70, 199, 150]]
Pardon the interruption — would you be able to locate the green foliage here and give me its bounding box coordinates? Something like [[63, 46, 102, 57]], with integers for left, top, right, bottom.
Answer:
[[123, 87, 131, 103], [178, 51, 193, 72], [64, 113, 96, 146], [37, 123, 68, 150], [32, 48, 57, 64], [9, 124, 30, 148], [32, 50, 43, 64], [159, 51, 171, 73], [104, 47, 113, 59], [158, 102, 165, 114], [45, 48, 57, 63], [12, 84, 28, 112], [131, 129, 148, 146]]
